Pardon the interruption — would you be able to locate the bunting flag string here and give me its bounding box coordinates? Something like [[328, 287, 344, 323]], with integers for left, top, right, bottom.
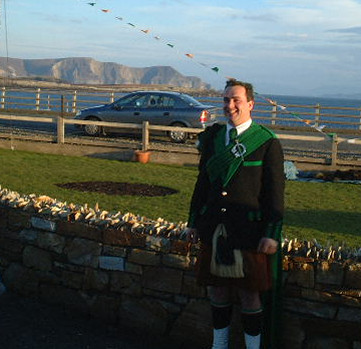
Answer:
[[81, 1, 331, 138], [83, 1, 221, 75], [255, 93, 329, 137]]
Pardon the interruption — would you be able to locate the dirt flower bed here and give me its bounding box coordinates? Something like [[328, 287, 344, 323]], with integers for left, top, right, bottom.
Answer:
[[56, 181, 178, 197]]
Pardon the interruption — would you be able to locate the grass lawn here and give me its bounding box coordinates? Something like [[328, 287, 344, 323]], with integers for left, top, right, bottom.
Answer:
[[1, 148, 360, 247]]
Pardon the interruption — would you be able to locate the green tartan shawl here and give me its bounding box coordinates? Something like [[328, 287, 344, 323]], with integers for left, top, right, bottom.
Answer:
[[205, 122, 276, 187]]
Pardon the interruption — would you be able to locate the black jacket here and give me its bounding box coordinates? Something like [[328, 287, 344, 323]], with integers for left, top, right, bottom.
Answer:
[[188, 123, 285, 249]]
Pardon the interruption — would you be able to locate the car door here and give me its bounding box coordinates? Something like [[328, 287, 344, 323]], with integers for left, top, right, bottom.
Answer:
[[138, 93, 162, 125], [104, 94, 148, 132], [117, 93, 176, 126], [147, 94, 177, 126]]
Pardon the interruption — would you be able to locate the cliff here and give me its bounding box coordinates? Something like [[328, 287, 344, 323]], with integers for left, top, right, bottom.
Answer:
[[0, 57, 210, 90]]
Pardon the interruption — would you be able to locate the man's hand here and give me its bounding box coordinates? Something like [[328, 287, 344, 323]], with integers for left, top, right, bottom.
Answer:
[[185, 228, 199, 244], [257, 237, 278, 255]]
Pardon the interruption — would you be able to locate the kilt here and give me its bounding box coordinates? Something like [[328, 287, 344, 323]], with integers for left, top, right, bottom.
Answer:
[[196, 243, 272, 292]]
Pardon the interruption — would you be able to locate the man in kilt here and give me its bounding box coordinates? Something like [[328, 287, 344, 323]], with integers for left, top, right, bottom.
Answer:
[[186, 79, 285, 349]]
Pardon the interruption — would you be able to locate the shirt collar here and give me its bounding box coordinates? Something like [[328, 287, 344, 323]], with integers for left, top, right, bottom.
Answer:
[[226, 119, 252, 144]]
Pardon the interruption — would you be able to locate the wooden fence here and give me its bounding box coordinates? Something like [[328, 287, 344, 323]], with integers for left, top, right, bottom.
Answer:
[[1, 86, 361, 131], [1, 112, 361, 168]]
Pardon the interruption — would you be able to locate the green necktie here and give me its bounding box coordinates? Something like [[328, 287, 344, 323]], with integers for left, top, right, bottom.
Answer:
[[229, 128, 238, 144]]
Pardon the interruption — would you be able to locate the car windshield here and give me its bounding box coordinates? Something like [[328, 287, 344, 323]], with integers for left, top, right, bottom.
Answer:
[[178, 94, 203, 106]]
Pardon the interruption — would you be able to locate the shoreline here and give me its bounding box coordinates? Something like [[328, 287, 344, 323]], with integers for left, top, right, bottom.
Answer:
[[0, 77, 222, 96]]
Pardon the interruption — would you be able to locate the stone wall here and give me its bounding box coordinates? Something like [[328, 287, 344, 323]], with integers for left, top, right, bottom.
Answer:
[[0, 205, 361, 348]]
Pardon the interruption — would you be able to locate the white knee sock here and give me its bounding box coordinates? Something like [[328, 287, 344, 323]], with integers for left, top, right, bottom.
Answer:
[[244, 333, 261, 349], [212, 326, 229, 349]]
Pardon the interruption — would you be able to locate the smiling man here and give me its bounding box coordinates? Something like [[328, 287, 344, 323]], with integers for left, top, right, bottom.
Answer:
[[187, 79, 285, 348]]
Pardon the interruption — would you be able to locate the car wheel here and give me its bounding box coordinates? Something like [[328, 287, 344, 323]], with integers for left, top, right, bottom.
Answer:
[[169, 122, 188, 143], [84, 116, 102, 136]]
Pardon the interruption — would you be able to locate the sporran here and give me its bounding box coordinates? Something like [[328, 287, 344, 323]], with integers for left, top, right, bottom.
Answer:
[[210, 223, 244, 278]]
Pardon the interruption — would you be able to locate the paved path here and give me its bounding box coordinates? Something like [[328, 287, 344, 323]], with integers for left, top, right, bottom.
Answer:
[[0, 292, 164, 349]]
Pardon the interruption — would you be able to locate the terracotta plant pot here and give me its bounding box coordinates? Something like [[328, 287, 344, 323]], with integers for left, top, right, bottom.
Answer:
[[135, 150, 151, 164]]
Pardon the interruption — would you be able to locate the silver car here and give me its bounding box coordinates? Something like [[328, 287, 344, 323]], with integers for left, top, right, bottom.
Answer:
[[74, 90, 217, 142]]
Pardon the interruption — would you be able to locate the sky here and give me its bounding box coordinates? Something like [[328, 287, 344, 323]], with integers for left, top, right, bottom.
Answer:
[[1, 0, 361, 97]]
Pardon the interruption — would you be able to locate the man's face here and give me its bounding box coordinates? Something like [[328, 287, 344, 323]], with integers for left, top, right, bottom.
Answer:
[[223, 85, 254, 127]]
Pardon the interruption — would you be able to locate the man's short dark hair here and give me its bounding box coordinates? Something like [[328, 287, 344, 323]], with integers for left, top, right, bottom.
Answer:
[[225, 79, 254, 102]]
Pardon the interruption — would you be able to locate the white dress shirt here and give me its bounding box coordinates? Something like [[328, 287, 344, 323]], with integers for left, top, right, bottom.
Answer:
[[225, 119, 252, 145]]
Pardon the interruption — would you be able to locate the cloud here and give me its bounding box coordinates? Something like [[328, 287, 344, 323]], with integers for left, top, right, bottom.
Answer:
[[243, 13, 278, 22], [254, 32, 309, 42], [327, 26, 361, 35], [27, 11, 83, 25], [197, 50, 246, 59], [271, 0, 361, 28]]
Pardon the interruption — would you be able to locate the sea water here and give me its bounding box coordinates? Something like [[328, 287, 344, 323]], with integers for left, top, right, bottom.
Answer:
[[3, 90, 361, 130], [203, 94, 361, 130]]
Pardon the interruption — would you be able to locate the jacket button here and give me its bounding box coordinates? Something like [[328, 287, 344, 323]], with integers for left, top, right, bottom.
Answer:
[[221, 191, 228, 196], [221, 208, 227, 212]]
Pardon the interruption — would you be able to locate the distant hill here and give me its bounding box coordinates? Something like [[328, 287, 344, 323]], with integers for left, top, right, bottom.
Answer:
[[0, 57, 211, 90]]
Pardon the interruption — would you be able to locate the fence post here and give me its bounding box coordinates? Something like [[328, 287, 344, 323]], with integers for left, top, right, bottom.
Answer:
[[271, 105, 277, 125], [315, 104, 320, 127], [57, 95, 65, 144], [110, 92, 115, 103], [35, 88, 41, 111], [72, 90, 77, 113], [142, 121, 149, 151], [1, 87, 6, 109], [330, 133, 338, 168]]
